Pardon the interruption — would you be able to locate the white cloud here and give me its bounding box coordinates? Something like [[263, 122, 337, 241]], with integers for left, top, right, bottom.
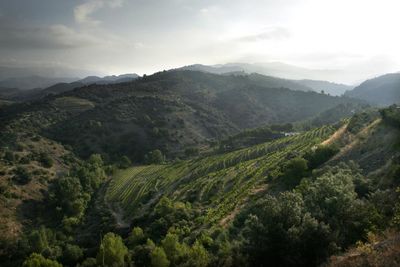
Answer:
[[236, 27, 291, 42], [74, 0, 125, 26], [0, 18, 102, 49]]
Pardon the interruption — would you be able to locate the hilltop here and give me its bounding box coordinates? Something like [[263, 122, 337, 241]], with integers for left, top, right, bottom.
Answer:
[[0, 70, 362, 163], [1, 69, 399, 267], [345, 73, 400, 106]]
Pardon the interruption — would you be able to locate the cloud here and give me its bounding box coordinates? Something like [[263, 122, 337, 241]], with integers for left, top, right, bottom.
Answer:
[[74, 0, 125, 26], [0, 18, 102, 50], [237, 27, 291, 42]]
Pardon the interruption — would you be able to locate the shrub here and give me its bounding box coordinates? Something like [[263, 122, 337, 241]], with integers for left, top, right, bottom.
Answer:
[[305, 144, 339, 169], [39, 153, 54, 168], [145, 150, 165, 164], [4, 151, 15, 162], [14, 166, 31, 184], [22, 253, 62, 267], [119, 156, 131, 169], [184, 147, 199, 157]]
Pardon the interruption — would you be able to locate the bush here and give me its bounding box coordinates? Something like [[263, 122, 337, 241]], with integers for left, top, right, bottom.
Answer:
[[62, 244, 83, 265], [145, 150, 165, 164], [305, 145, 339, 169], [14, 166, 31, 184], [119, 155, 131, 169], [39, 153, 54, 168], [184, 147, 199, 157], [96, 233, 130, 267], [22, 253, 62, 267], [4, 151, 15, 162], [281, 157, 308, 188]]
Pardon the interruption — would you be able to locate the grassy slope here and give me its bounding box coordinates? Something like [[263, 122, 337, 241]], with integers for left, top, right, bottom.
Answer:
[[0, 135, 76, 241], [106, 125, 335, 226]]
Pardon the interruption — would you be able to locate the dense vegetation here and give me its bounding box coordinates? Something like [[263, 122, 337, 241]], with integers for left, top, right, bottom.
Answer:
[[1, 70, 399, 266], [1, 70, 361, 163], [345, 73, 400, 106]]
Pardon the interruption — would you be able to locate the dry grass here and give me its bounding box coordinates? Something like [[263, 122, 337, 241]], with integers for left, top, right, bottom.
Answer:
[[325, 231, 400, 267]]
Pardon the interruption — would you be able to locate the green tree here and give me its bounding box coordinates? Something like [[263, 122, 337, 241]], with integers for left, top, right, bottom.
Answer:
[[96, 233, 129, 267], [185, 241, 210, 267], [242, 192, 332, 266], [62, 244, 83, 265], [305, 145, 339, 169], [281, 157, 308, 188], [161, 233, 189, 265], [132, 239, 156, 267], [4, 151, 15, 162], [51, 176, 88, 218], [22, 253, 62, 267], [151, 247, 170, 267], [127, 227, 146, 247], [119, 156, 131, 169], [39, 152, 54, 168], [14, 166, 31, 184], [145, 149, 165, 164]]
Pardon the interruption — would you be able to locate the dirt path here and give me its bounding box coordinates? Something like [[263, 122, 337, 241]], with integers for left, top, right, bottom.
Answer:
[[331, 118, 381, 161], [107, 202, 130, 229], [321, 123, 347, 146], [102, 180, 130, 229]]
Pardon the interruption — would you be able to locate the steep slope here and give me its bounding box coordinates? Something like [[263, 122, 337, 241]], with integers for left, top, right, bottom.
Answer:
[[345, 73, 400, 106], [106, 125, 336, 224], [0, 132, 78, 241], [0, 70, 361, 162]]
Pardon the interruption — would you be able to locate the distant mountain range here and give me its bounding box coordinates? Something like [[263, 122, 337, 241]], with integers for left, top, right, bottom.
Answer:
[[0, 76, 78, 90], [345, 73, 400, 106], [0, 73, 140, 100], [295, 79, 353, 96], [179, 63, 354, 96], [0, 70, 363, 161], [1, 63, 399, 107]]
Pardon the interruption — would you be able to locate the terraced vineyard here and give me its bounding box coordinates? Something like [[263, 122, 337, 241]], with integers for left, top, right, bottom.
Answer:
[[106, 125, 336, 225]]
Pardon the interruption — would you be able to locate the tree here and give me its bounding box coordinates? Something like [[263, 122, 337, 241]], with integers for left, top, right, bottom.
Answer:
[[22, 253, 62, 267], [119, 156, 131, 169], [62, 244, 83, 265], [51, 176, 88, 218], [127, 227, 146, 247], [151, 247, 170, 267], [96, 233, 129, 267], [185, 241, 210, 267], [242, 192, 332, 266], [161, 233, 189, 266], [132, 239, 156, 267], [145, 149, 165, 164], [14, 166, 31, 184], [281, 157, 308, 188], [39, 153, 54, 168], [305, 145, 339, 169], [4, 151, 15, 162]]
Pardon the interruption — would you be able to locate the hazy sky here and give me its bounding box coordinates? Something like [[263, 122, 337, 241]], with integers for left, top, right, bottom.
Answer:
[[0, 0, 399, 83]]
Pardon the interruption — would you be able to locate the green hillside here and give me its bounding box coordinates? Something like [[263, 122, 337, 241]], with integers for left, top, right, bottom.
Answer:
[[106, 126, 335, 227], [345, 73, 400, 106], [1, 70, 360, 163], [1, 70, 400, 267]]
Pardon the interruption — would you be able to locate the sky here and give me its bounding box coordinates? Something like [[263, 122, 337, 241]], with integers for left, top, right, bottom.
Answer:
[[0, 0, 399, 83]]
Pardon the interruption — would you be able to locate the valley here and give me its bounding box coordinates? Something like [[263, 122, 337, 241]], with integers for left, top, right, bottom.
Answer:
[[0, 69, 399, 267]]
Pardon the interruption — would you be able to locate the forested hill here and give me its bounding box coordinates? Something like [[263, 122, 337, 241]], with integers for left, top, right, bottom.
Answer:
[[1, 70, 362, 162], [345, 73, 400, 106]]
